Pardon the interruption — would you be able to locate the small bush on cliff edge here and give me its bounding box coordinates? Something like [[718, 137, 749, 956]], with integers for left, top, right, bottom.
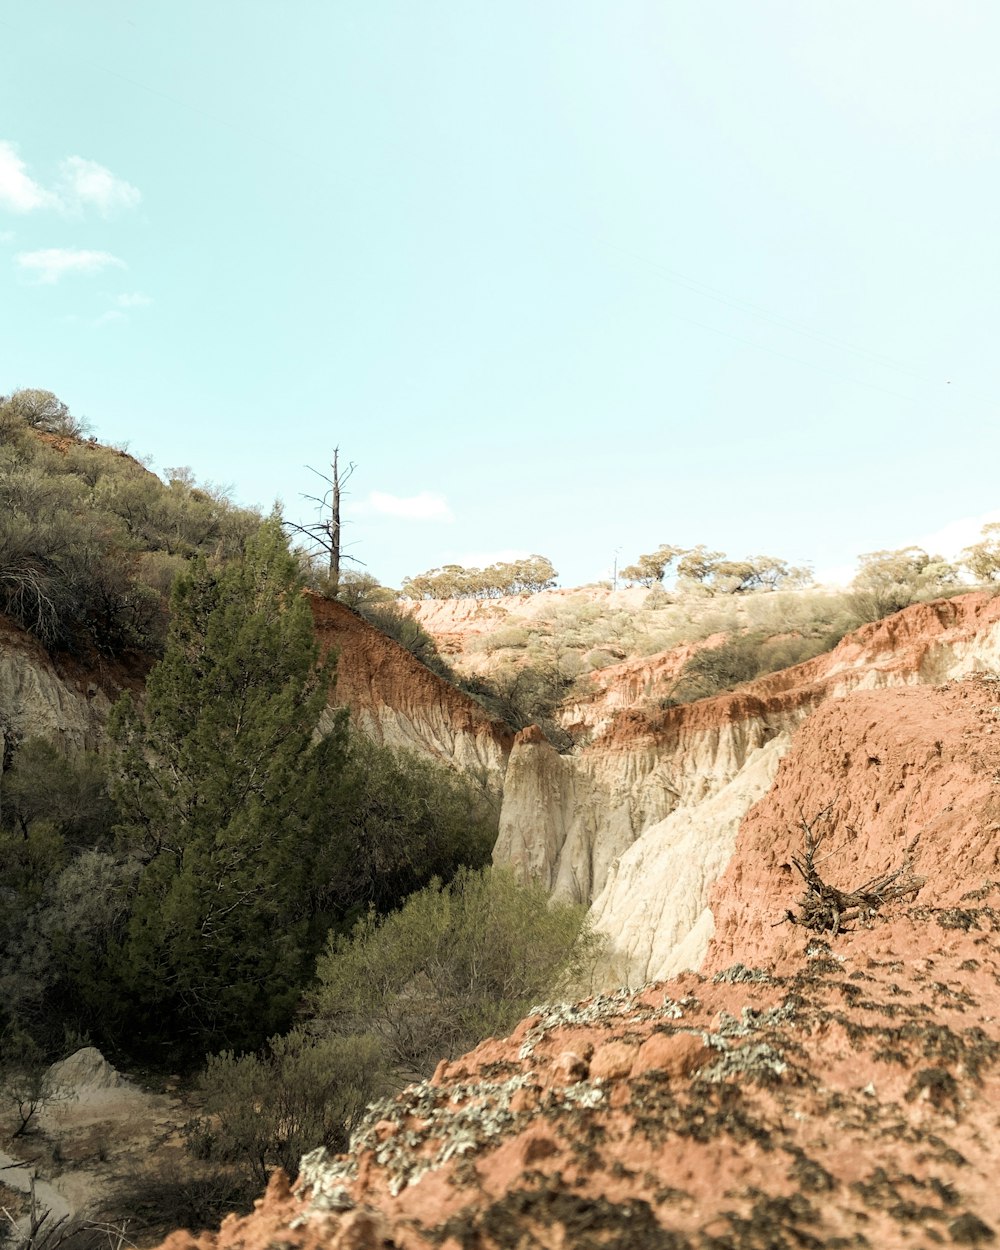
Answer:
[[666, 630, 838, 704]]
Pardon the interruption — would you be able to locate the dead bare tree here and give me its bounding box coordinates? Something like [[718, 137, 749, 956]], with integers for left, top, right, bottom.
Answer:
[[283, 448, 363, 595], [782, 806, 926, 935]]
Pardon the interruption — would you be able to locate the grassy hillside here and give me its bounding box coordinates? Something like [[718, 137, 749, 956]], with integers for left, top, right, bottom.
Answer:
[[0, 389, 262, 658]]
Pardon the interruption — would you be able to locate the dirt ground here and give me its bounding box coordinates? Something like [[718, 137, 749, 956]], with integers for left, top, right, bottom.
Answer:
[[1, 1050, 248, 1248]]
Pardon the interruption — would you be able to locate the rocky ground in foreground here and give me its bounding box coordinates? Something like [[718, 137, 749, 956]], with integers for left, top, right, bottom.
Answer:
[[156, 675, 1000, 1250], [159, 926, 1000, 1249]]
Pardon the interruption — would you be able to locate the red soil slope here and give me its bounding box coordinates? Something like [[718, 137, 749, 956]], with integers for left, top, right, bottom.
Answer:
[[309, 595, 513, 766], [594, 591, 1000, 754]]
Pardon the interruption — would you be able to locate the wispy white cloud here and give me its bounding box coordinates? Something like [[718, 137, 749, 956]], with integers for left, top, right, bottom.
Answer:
[[115, 291, 152, 308], [0, 230, 13, 244], [916, 509, 1000, 561], [0, 141, 141, 217], [93, 309, 126, 328], [0, 141, 58, 212], [359, 490, 454, 522], [17, 247, 126, 284], [59, 156, 141, 216], [88, 291, 152, 326]]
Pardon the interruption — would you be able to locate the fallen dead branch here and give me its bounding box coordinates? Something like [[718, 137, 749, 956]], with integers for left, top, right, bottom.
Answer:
[[782, 806, 926, 935]]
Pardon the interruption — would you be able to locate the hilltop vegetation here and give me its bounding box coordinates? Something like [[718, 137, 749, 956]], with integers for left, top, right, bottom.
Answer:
[[403, 537, 992, 734], [0, 388, 261, 657], [401, 555, 558, 599]]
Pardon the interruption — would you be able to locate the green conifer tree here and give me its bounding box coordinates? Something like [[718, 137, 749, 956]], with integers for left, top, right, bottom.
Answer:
[[110, 517, 346, 1055]]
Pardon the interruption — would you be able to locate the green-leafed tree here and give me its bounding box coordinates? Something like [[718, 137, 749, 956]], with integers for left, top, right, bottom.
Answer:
[[961, 522, 1000, 583], [621, 544, 684, 587], [675, 545, 726, 586], [709, 555, 812, 594], [110, 517, 348, 1056], [849, 546, 957, 622]]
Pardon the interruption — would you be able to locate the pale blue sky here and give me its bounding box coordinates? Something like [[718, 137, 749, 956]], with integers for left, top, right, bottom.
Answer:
[[2, 1, 998, 588]]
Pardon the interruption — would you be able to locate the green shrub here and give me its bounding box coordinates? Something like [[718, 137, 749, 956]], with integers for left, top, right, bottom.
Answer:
[[1, 389, 88, 437], [0, 1028, 57, 1136], [463, 661, 575, 750], [670, 628, 847, 704], [332, 570, 396, 609], [470, 625, 532, 654], [190, 1029, 386, 1185], [848, 547, 959, 623], [671, 636, 766, 701], [2, 738, 116, 845], [313, 866, 599, 1078], [359, 602, 456, 680], [0, 397, 263, 656], [961, 522, 1000, 583], [321, 736, 497, 919]]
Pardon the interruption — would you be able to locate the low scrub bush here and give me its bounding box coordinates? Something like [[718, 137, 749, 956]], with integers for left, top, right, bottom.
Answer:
[[470, 625, 532, 654], [189, 1029, 386, 1185], [669, 628, 848, 704], [313, 866, 600, 1078], [463, 662, 575, 750], [359, 602, 456, 680]]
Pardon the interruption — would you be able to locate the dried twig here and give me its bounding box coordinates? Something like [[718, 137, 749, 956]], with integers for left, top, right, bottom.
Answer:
[[782, 807, 925, 935]]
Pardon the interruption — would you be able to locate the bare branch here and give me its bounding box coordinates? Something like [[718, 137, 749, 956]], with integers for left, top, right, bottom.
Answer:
[[783, 809, 925, 935], [283, 448, 362, 592]]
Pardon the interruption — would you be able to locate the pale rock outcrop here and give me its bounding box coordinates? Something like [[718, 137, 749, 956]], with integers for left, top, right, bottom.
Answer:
[[588, 732, 789, 986], [495, 706, 797, 911], [0, 618, 128, 753], [45, 1046, 139, 1100]]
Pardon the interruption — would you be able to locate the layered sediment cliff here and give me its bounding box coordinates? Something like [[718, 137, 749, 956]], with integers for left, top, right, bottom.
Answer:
[[309, 596, 513, 782], [0, 614, 149, 753], [0, 597, 513, 783]]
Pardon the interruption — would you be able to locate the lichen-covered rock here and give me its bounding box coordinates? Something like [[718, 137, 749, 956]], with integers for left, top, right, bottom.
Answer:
[[157, 928, 1000, 1249]]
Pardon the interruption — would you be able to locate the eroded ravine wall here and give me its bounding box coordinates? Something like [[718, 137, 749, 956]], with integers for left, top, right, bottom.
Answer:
[[494, 593, 1000, 988]]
